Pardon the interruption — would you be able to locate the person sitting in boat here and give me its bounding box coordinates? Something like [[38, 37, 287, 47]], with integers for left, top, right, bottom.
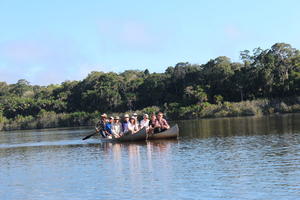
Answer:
[[112, 116, 122, 138], [156, 112, 170, 132], [140, 113, 150, 130], [132, 112, 140, 126], [149, 114, 160, 134], [104, 116, 114, 138], [122, 114, 130, 135], [95, 113, 108, 138], [128, 116, 139, 134]]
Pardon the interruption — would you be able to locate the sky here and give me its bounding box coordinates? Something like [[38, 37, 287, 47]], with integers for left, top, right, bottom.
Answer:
[[1, 0, 300, 85]]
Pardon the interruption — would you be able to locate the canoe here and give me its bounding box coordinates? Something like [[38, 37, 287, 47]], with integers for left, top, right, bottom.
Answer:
[[101, 127, 147, 142], [147, 124, 179, 140], [99, 124, 179, 142]]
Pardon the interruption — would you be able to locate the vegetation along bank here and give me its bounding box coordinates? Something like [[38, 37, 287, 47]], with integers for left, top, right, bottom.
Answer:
[[1, 43, 300, 131]]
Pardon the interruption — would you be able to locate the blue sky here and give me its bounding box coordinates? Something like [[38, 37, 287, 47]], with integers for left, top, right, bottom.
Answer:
[[1, 0, 300, 85]]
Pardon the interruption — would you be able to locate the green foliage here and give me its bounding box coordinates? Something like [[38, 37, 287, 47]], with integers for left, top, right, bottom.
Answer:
[[0, 96, 66, 118], [0, 112, 8, 130], [140, 106, 160, 115], [184, 86, 208, 104], [214, 95, 223, 105]]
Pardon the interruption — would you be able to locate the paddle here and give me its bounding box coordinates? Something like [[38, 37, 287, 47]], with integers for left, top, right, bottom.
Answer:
[[82, 130, 98, 140]]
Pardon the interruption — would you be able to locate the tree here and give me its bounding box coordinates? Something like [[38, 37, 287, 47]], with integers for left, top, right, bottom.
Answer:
[[0, 82, 9, 96], [202, 56, 235, 101], [10, 79, 31, 97], [184, 85, 208, 104]]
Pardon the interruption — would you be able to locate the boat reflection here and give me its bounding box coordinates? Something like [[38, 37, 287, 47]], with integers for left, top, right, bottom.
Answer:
[[98, 140, 178, 173], [96, 139, 178, 196]]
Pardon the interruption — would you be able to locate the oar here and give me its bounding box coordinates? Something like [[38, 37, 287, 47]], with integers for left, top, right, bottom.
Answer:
[[82, 130, 98, 140]]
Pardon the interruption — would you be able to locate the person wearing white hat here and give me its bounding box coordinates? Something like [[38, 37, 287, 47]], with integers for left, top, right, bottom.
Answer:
[[122, 114, 130, 134], [95, 113, 108, 138], [140, 113, 150, 130], [128, 116, 139, 134], [132, 112, 140, 127], [104, 116, 114, 139], [132, 113, 138, 119], [112, 116, 122, 138]]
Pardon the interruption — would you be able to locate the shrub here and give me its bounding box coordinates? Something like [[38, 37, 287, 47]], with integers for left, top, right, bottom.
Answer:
[[214, 95, 223, 105], [290, 104, 300, 112], [0, 112, 8, 130], [141, 106, 160, 116]]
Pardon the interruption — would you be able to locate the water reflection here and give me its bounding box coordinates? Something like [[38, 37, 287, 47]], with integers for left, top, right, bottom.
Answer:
[[177, 114, 300, 138], [84, 140, 179, 199]]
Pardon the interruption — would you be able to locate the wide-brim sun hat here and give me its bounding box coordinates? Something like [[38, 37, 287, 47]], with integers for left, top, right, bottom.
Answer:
[[101, 113, 107, 118], [124, 114, 129, 118]]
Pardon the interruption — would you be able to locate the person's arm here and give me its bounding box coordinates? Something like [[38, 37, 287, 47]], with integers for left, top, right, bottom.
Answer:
[[139, 120, 143, 129], [118, 124, 123, 135], [105, 124, 111, 135], [148, 120, 152, 128], [127, 123, 133, 132], [135, 124, 139, 131], [95, 121, 101, 132], [162, 119, 170, 129]]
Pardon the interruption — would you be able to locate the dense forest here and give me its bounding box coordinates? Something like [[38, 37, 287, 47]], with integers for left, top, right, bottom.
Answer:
[[1, 43, 300, 130]]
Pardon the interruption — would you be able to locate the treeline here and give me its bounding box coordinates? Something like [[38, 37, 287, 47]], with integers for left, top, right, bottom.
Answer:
[[1, 43, 300, 130]]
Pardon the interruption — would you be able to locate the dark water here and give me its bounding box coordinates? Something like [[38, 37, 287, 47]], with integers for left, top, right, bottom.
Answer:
[[1, 114, 300, 200]]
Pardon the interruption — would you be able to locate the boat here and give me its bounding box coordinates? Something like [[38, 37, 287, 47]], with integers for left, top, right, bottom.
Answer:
[[147, 124, 179, 140], [99, 124, 179, 142], [101, 127, 147, 142]]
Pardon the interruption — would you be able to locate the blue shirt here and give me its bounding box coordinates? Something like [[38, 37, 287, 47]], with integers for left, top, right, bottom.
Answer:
[[105, 123, 112, 135], [122, 122, 129, 133]]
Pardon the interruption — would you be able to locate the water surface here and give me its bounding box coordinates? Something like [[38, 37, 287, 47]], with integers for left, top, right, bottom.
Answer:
[[1, 114, 300, 200]]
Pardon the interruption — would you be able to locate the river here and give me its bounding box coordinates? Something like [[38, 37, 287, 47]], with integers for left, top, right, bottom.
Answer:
[[1, 114, 300, 200]]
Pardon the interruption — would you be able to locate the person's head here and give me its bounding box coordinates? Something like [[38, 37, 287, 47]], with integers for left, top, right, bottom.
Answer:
[[130, 116, 136, 124], [143, 114, 149, 120], [109, 116, 114, 123], [133, 113, 138, 118], [151, 114, 156, 120], [101, 113, 107, 120], [157, 112, 164, 119], [114, 116, 120, 123], [124, 114, 130, 122]]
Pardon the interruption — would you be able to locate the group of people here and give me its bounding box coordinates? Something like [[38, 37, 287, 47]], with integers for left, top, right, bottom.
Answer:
[[95, 112, 170, 138]]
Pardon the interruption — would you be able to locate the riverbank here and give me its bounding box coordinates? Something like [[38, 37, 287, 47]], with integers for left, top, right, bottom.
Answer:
[[1, 97, 300, 131], [167, 97, 300, 119]]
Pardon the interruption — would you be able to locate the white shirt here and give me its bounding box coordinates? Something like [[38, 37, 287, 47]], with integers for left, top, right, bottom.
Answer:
[[128, 122, 139, 132], [112, 122, 122, 135], [140, 119, 149, 128]]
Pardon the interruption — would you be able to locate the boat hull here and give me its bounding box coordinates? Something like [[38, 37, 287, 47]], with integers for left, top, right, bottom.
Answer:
[[101, 127, 147, 142], [147, 124, 179, 140]]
